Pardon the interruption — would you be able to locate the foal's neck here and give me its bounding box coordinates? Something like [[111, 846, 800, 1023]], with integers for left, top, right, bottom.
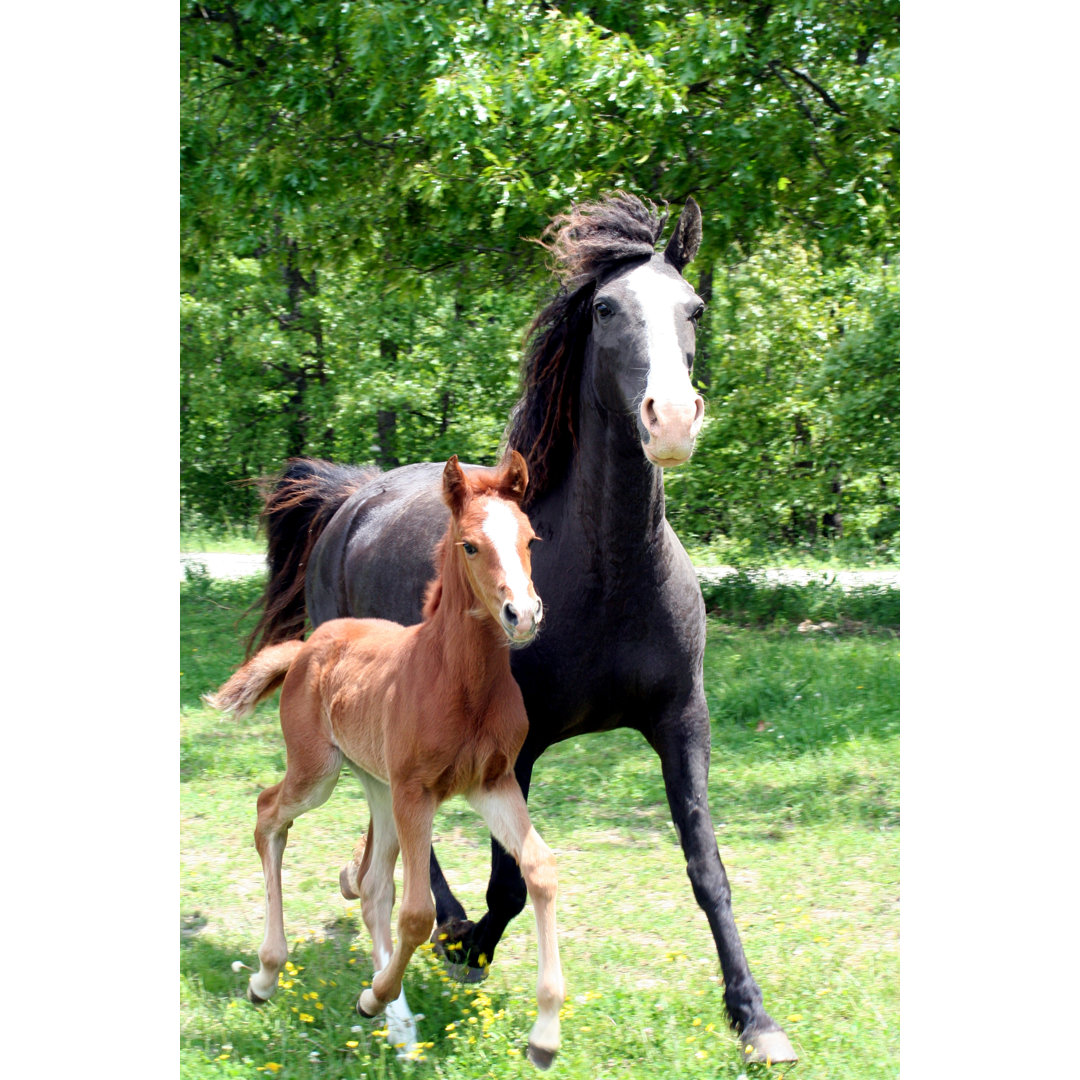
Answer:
[[421, 534, 512, 701]]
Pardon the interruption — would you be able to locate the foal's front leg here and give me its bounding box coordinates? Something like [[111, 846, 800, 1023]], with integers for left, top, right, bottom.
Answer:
[[432, 747, 538, 978], [468, 774, 564, 1069], [358, 784, 437, 1021], [345, 772, 420, 1057]]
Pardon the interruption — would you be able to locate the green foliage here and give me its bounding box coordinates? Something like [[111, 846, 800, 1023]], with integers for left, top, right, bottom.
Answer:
[[665, 242, 899, 555], [181, 0, 900, 555]]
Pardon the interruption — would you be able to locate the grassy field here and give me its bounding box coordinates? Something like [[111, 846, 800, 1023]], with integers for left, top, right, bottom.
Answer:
[[181, 573, 899, 1080]]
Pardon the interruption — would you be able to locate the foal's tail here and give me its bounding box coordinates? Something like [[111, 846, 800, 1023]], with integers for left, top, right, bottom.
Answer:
[[246, 458, 381, 657], [204, 640, 306, 720]]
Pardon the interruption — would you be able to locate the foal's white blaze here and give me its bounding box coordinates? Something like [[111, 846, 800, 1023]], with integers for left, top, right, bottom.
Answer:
[[623, 262, 705, 465], [481, 500, 539, 635]]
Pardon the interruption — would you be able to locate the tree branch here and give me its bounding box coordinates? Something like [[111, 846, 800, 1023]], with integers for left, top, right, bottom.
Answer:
[[768, 61, 818, 128], [784, 66, 846, 117]]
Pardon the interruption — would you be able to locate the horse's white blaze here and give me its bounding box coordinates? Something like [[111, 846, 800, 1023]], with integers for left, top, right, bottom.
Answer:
[[482, 500, 537, 619], [623, 263, 698, 409]]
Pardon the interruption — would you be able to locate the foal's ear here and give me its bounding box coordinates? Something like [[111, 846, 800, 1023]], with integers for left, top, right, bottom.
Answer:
[[442, 455, 470, 515], [663, 196, 702, 272], [501, 449, 529, 503]]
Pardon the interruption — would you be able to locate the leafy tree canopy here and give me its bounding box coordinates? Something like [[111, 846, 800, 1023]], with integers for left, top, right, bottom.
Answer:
[[181, 1, 899, 559]]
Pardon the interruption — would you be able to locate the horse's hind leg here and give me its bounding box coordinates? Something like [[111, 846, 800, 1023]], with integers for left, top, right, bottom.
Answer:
[[468, 774, 564, 1069], [248, 748, 342, 1002]]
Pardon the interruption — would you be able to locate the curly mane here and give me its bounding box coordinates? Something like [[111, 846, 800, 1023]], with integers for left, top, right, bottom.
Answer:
[[505, 192, 670, 506]]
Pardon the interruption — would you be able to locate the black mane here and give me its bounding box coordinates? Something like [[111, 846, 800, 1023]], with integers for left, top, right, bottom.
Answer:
[[505, 192, 669, 505]]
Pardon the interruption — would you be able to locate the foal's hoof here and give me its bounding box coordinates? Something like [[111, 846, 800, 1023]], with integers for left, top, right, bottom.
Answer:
[[740, 1026, 798, 1064], [356, 988, 384, 1019], [527, 1043, 557, 1070], [339, 864, 360, 900]]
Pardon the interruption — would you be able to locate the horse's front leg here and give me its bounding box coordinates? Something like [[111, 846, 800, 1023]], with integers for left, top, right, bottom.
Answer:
[[434, 747, 537, 980], [644, 687, 797, 1064]]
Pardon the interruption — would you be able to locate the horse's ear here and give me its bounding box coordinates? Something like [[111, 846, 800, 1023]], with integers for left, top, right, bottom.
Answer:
[[663, 196, 702, 272], [501, 450, 529, 503], [442, 455, 469, 515]]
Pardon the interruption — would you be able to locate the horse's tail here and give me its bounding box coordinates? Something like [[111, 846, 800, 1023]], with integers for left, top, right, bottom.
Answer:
[[246, 458, 381, 657], [204, 640, 306, 720]]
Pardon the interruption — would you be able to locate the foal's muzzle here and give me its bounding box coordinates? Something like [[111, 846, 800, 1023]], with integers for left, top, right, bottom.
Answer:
[[501, 597, 543, 646]]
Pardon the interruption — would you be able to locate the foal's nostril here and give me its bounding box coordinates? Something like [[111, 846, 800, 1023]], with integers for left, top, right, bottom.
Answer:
[[502, 602, 519, 627], [642, 397, 659, 431]]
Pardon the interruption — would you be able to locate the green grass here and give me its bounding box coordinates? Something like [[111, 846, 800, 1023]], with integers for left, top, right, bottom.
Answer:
[[181, 517, 264, 554], [700, 573, 899, 632], [682, 538, 899, 573], [181, 576, 898, 1079]]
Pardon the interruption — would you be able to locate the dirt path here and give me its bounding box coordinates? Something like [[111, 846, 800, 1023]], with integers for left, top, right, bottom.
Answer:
[[181, 552, 899, 590]]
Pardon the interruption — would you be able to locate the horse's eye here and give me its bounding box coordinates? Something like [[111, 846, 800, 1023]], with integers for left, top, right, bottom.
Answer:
[[527, 537, 537, 550], [462, 541, 478, 556], [691, 304, 705, 323], [594, 300, 614, 321]]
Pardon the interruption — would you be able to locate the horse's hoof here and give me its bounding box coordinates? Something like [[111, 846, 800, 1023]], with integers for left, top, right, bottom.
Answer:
[[356, 988, 383, 1018], [246, 985, 270, 1006], [527, 1043, 557, 1070], [431, 918, 489, 982], [339, 864, 360, 900], [443, 959, 490, 984], [741, 1027, 798, 1064]]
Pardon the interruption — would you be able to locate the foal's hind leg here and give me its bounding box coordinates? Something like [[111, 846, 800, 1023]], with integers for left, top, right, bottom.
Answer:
[[248, 749, 342, 1002], [468, 774, 564, 1069]]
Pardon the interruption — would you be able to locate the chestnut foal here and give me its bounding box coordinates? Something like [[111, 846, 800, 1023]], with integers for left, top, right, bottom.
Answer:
[[206, 453, 564, 1067]]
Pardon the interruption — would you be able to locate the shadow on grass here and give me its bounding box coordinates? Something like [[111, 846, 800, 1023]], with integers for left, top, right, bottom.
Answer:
[[181, 919, 526, 1076]]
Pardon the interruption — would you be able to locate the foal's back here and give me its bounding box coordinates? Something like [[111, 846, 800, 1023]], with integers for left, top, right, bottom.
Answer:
[[280, 616, 413, 784]]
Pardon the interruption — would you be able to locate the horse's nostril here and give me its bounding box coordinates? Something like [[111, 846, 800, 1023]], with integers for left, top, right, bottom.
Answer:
[[502, 602, 519, 626], [642, 397, 659, 429]]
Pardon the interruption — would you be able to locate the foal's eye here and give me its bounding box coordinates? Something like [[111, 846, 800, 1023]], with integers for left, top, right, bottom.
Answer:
[[594, 300, 614, 321], [462, 541, 478, 556], [691, 304, 705, 323]]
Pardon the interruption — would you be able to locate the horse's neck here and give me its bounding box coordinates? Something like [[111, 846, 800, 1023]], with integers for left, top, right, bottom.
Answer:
[[549, 396, 668, 563]]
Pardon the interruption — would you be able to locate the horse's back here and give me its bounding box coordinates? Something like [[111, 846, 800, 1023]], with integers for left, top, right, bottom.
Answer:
[[307, 462, 452, 628]]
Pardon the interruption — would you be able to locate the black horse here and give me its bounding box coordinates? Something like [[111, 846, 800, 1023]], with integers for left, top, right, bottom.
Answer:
[[249, 193, 796, 1064]]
